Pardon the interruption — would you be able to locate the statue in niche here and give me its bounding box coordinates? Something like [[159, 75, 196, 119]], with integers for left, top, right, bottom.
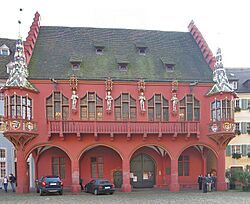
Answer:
[[71, 90, 78, 110], [139, 92, 146, 111], [171, 93, 178, 114], [105, 91, 113, 111]]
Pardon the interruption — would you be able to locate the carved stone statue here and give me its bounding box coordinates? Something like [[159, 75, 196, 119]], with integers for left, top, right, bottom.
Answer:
[[139, 92, 146, 111], [105, 91, 113, 111], [171, 93, 178, 113], [71, 90, 78, 110]]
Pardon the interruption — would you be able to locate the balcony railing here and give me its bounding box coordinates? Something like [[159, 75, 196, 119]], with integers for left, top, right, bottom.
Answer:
[[48, 120, 200, 139], [3, 118, 37, 133], [208, 120, 235, 133]]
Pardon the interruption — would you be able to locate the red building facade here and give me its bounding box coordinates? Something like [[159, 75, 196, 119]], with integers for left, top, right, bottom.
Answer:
[[2, 13, 235, 193]]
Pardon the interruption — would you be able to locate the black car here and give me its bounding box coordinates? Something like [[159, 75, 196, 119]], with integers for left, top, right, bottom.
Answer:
[[84, 179, 115, 195], [36, 176, 63, 196]]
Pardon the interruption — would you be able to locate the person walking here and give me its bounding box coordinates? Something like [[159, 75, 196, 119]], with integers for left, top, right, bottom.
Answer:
[[9, 173, 16, 192], [79, 178, 84, 191], [203, 175, 207, 193], [3, 176, 8, 192], [198, 175, 203, 190]]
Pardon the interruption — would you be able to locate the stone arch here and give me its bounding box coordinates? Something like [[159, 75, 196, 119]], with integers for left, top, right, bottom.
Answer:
[[25, 143, 72, 189], [129, 143, 172, 188], [128, 143, 173, 161], [78, 143, 124, 161], [177, 142, 218, 159], [79, 143, 123, 186], [25, 142, 72, 161]]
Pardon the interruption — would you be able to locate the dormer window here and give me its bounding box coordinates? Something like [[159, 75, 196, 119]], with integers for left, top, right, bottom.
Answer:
[[161, 57, 175, 72], [93, 42, 105, 55], [135, 42, 147, 56], [118, 63, 128, 71], [72, 63, 80, 70], [69, 56, 82, 70], [165, 64, 175, 72], [116, 56, 129, 72], [0, 44, 10, 56], [96, 47, 104, 55], [138, 47, 147, 55]]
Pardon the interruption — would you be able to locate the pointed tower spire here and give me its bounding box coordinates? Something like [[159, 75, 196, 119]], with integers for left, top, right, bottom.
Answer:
[[206, 48, 233, 95], [5, 9, 38, 92]]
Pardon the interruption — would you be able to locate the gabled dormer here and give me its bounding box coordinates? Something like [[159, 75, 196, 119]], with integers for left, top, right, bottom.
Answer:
[[0, 44, 10, 56], [116, 56, 129, 71], [93, 42, 105, 55], [135, 42, 147, 55], [69, 56, 82, 70], [161, 57, 175, 72]]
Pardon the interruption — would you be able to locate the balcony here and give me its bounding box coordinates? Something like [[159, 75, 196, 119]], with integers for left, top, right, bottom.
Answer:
[[208, 120, 235, 145], [48, 120, 200, 140]]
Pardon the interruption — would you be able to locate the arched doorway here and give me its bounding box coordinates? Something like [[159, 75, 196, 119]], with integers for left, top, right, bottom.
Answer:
[[79, 145, 122, 187], [130, 153, 155, 188], [178, 145, 217, 189], [28, 146, 72, 189]]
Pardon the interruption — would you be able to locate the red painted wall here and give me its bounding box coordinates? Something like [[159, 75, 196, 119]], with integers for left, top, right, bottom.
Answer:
[[37, 147, 72, 187]]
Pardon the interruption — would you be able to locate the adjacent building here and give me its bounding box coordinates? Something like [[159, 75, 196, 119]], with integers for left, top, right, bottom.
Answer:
[[0, 38, 16, 187], [2, 13, 236, 193], [226, 68, 250, 171]]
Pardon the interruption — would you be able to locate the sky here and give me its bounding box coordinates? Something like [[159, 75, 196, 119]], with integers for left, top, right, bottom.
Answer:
[[1, 0, 250, 67]]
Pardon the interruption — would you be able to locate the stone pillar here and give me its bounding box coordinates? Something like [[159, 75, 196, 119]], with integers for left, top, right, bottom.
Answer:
[[121, 157, 131, 192], [216, 148, 227, 191], [202, 156, 207, 176], [169, 158, 180, 192], [16, 150, 29, 193], [71, 159, 81, 193]]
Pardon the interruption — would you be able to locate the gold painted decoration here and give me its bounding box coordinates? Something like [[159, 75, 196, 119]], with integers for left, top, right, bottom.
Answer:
[[10, 120, 20, 130], [25, 122, 34, 131]]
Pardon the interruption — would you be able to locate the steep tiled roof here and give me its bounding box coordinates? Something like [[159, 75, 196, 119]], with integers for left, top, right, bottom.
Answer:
[[226, 68, 250, 93], [28, 26, 213, 82], [0, 38, 16, 79]]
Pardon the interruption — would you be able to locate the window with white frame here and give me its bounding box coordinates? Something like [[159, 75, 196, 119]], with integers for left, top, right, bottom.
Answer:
[[231, 145, 241, 154], [247, 145, 250, 154], [235, 99, 240, 108], [0, 162, 6, 178], [229, 81, 238, 90], [0, 44, 10, 56], [0, 149, 6, 159]]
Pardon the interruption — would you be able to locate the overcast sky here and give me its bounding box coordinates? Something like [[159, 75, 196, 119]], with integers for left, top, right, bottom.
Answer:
[[1, 0, 249, 67]]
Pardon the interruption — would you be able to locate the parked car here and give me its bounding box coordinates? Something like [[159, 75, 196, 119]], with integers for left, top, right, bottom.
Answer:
[[36, 176, 63, 196], [84, 179, 115, 195]]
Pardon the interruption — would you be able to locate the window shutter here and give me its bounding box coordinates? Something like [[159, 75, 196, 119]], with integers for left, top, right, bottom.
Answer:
[[226, 145, 232, 156], [241, 122, 247, 134], [242, 145, 247, 156], [241, 99, 248, 110]]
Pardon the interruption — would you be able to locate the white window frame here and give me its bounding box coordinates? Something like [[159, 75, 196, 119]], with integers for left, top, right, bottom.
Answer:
[[231, 145, 242, 154]]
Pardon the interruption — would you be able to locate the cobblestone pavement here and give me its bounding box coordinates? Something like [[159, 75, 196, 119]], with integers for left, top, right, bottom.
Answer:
[[0, 189, 250, 204]]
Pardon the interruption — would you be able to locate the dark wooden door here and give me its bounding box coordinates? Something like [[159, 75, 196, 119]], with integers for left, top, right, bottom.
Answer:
[[113, 171, 122, 188], [130, 154, 155, 188]]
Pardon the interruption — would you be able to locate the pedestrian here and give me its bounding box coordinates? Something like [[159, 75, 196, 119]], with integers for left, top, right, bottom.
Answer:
[[9, 173, 16, 192], [3, 176, 8, 192], [207, 174, 212, 192], [211, 174, 216, 191], [79, 178, 84, 191], [203, 175, 207, 193], [198, 174, 203, 190]]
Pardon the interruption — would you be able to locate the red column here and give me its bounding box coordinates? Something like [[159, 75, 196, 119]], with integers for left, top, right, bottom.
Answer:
[[169, 158, 180, 192], [121, 158, 131, 192], [216, 148, 227, 191], [202, 156, 207, 176], [71, 159, 81, 193], [16, 150, 29, 193]]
